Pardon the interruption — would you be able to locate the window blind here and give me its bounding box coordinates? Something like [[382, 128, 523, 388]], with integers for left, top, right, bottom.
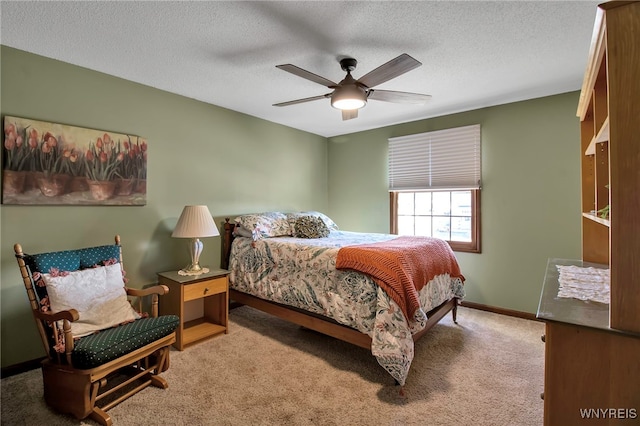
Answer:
[[388, 124, 481, 191]]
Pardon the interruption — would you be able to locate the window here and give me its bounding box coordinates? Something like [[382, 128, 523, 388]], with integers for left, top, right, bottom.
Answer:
[[388, 125, 481, 253], [390, 190, 480, 252]]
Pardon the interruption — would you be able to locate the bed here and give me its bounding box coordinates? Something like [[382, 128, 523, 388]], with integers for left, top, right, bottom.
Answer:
[[221, 211, 465, 387]]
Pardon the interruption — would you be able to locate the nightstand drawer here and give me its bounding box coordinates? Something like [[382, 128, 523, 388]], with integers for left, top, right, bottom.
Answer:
[[184, 277, 227, 302]]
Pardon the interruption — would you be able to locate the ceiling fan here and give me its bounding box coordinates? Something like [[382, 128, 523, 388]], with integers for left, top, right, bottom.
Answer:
[[273, 53, 432, 121]]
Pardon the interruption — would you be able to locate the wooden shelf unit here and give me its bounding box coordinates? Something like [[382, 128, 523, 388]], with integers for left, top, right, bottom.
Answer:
[[537, 3, 640, 424], [584, 116, 609, 155], [578, 9, 610, 265], [577, 1, 640, 333], [581, 212, 610, 228]]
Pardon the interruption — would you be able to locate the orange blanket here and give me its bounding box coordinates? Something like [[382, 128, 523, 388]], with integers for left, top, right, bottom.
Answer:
[[336, 236, 464, 321]]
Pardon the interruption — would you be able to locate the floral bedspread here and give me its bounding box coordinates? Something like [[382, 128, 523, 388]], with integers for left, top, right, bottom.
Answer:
[[229, 230, 465, 386]]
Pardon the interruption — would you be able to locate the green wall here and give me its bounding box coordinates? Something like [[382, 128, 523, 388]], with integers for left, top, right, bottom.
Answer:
[[327, 92, 582, 314], [1, 45, 583, 369], [0, 46, 328, 367]]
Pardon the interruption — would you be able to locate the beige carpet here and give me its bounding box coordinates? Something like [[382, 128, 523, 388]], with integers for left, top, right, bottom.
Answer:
[[1, 306, 544, 425]]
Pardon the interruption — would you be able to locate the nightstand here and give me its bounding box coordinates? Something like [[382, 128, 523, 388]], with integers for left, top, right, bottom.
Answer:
[[158, 269, 230, 350]]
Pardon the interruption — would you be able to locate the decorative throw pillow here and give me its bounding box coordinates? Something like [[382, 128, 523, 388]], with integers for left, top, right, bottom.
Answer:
[[234, 212, 292, 240], [287, 211, 339, 231], [43, 263, 140, 338], [293, 216, 330, 239]]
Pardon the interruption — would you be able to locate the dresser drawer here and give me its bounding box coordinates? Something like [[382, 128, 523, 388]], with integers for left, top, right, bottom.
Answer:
[[184, 277, 227, 302]]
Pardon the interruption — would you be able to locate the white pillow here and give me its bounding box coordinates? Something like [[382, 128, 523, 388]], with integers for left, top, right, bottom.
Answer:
[[43, 263, 140, 338]]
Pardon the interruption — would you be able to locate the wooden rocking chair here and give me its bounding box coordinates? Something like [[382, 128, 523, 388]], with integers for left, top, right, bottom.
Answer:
[[14, 235, 179, 426]]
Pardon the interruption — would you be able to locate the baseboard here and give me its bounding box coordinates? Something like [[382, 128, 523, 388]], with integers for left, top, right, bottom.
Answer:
[[460, 301, 540, 321], [1, 357, 44, 379]]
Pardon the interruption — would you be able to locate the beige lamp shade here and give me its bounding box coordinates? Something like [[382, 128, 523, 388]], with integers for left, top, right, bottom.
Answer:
[[172, 205, 219, 238], [172, 205, 219, 275]]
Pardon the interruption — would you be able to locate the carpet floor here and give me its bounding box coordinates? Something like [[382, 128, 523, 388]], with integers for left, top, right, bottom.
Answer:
[[1, 305, 545, 425]]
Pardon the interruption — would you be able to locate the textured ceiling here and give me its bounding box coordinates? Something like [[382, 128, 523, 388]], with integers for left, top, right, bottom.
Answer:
[[0, 1, 600, 137]]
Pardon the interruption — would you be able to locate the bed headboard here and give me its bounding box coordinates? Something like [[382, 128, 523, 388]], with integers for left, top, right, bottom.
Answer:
[[221, 218, 237, 270]]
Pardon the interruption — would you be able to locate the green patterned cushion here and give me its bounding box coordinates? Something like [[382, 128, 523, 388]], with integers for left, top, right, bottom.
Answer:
[[77, 245, 121, 269], [29, 250, 81, 274], [71, 315, 179, 369], [293, 215, 330, 238], [28, 244, 120, 272], [26, 244, 121, 301]]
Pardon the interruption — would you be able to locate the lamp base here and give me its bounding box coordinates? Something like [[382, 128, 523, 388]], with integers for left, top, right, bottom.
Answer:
[[177, 264, 210, 276], [177, 238, 210, 276]]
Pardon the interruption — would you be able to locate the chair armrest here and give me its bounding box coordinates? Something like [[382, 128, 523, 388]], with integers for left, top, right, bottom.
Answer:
[[126, 285, 169, 297], [33, 308, 79, 322], [33, 309, 78, 363], [126, 285, 169, 318]]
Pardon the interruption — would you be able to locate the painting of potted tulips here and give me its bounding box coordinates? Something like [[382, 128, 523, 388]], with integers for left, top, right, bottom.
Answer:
[[2, 116, 147, 205]]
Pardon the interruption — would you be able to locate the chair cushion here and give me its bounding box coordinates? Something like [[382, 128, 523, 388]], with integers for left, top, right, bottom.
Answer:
[[29, 244, 121, 272], [77, 245, 121, 269], [26, 244, 121, 301], [71, 315, 179, 369], [30, 250, 81, 274]]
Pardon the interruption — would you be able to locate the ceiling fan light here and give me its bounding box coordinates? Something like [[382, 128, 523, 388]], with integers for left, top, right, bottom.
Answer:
[[331, 85, 367, 110], [332, 98, 366, 110]]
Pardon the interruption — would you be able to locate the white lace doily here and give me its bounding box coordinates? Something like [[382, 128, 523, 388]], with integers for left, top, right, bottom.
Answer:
[[177, 267, 210, 276], [556, 265, 610, 304]]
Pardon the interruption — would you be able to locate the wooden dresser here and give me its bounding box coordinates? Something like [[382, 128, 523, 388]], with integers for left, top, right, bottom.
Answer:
[[537, 2, 640, 425], [538, 259, 639, 425]]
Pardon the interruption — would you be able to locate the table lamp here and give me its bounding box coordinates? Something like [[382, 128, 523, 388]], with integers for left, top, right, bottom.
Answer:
[[172, 205, 219, 276]]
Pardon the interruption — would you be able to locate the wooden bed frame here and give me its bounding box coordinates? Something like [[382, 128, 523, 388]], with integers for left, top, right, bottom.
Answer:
[[221, 218, 458, 350]]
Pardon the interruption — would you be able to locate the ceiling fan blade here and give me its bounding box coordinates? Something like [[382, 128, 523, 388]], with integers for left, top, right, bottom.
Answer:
[[276, 64, 337, 87], [367, 89, 432, 104], [273, 94, 331, 107], [357, 53, 422, 89], [342, 109, 358, 121]]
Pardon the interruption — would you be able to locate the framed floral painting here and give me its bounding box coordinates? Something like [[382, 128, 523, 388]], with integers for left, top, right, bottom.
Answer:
[[2, 116, 147, 205]]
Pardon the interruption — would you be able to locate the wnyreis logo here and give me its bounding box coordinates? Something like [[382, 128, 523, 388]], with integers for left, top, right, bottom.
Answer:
[[580, 408, 638, 420]]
